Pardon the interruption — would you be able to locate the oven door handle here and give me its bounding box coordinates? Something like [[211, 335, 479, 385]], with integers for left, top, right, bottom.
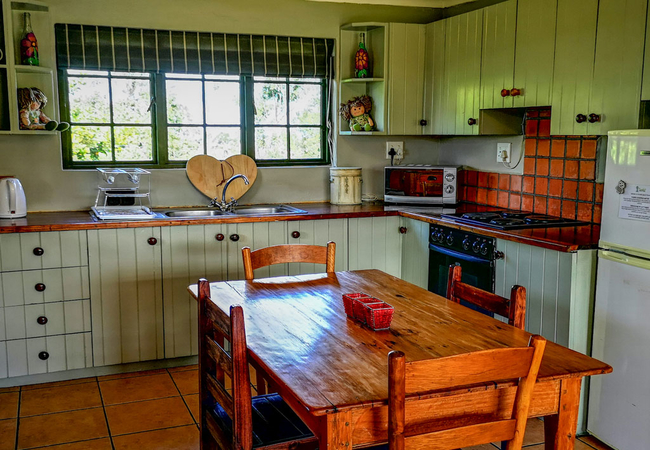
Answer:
[[429, 243, 493, 265]]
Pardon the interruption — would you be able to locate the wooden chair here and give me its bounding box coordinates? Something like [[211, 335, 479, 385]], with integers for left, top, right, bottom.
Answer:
[[242, 241, 336, 280], [384, 335, 547, 450], [447, 264, 527, 330], [197, 278, 317, 450]]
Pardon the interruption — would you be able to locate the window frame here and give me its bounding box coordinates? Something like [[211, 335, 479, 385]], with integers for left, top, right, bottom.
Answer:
[[59, 70, 330, 169]]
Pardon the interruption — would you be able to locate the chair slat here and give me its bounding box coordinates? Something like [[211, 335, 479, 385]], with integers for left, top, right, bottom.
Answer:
[[205, 299, 231, 337], [404, 419, 517, 450], [207, 372, 234, 419], [206, 335, 233, 378], [454, 282, 511, 318], [405, 347, 534, 393], [243, 242, 336, 280], [205, 411, 234, 450]]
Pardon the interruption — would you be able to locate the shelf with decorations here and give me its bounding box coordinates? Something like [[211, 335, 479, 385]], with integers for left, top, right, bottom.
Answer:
[[338, 23, 387, 135]]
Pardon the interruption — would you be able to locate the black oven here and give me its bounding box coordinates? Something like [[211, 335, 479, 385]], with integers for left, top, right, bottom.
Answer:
[[428, 225, 500, 306]]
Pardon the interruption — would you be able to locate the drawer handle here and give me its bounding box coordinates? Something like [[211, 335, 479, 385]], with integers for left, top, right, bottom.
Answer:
[[33, 247, 44, 256], [510, 88, 522, 97], [419, 119, 427, 126], [576, 114, 587, 123], [291, 231, 300, 239], [467, 118, 477, 126], [37, 316, 48, 325], [215, 233, 225, 241], [35, 283, 46, 292], [501, 89, 510, 97], [588, 113, 601, 123], [399, 227, 408, 234], [38, 351, 49, 360], [230, 234, 240, 242], [147, 237, 158, 246]]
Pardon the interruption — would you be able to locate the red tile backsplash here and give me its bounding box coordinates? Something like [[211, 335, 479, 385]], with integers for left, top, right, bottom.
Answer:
[[461, 107, 603, 224]]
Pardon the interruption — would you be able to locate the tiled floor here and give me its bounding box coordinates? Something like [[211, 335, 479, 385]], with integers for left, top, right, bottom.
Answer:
[[0, 366, 614, 450]]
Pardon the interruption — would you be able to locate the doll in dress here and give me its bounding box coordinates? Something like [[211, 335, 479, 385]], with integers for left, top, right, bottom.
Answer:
[[339, 95, 375, 132], [18, 87, 69, 131]]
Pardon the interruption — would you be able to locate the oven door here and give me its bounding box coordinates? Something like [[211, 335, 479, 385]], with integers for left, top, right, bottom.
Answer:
[[428, 243, 495, 300]]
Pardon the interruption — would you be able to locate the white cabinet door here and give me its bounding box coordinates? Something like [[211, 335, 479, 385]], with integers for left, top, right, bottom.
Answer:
[[0, 267, 89, 308], [1, 299, 91, 341], [349, 216, 402, 277], [88, 228, 164, 366], [399, 217, 429, 289], [224, 222, 288, 280], [286, 219, 348, 275], [0, 231, 87, 272]]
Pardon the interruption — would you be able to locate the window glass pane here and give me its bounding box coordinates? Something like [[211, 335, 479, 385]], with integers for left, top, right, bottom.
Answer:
[[67, 69, 108, 76], [70, 126, 112, 161], [289, 77, 320, 83], [255, 127, 287, 159], [166, 73, 202, 79], [254, 76, 285, 82], [205, 81, 240, 125], [111, 78, 152, 124], [68, 77, 110, 123], [254, 82, 287, 125], [290, 84, 321, 125], [207, 127, 241, 159], [114, 126, 153, 161], [205, 74, 239, 81], [290, 128, 321, 159], [111, 71, 149, 78], [168, 126, 204, 160], [166, 79, 203, 124]]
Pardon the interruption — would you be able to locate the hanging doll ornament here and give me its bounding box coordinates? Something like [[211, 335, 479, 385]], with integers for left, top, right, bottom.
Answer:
[[18, 87, 70, 131], [339, 95, 375, 132], [355, 33, 369, 78]]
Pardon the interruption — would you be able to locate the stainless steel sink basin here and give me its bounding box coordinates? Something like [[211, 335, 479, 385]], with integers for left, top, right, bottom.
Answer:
[[163, 209, 231, 218], [232, 205, 307, 215]]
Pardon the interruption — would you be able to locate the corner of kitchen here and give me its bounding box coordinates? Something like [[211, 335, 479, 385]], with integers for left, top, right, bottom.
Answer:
[[0, 0, 646, 449]]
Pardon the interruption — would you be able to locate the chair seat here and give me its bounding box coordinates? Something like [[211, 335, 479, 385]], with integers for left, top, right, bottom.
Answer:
[[210, 393, 316, 448]]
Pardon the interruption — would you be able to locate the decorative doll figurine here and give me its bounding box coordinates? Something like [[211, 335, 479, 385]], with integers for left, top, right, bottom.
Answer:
[[355, 33, 369, 78], [18, 87, 70, 131], [339, 95, 375, 132]]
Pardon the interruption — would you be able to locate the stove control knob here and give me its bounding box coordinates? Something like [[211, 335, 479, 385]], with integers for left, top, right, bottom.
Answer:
[[462, 237, 471, 251], [472, 240, 481, 253], [480, 242, 489, 256], [445, 173, 455, 182], [444, 185, 455, 194], [437, 231, 445, 243], [446, 233, 454, 245]]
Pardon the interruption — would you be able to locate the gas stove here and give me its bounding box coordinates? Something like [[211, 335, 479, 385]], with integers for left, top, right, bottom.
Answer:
[[442, 209, 588, 230]]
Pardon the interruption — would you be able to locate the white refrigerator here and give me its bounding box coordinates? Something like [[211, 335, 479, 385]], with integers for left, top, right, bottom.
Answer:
[[588, 130, 650, 449]]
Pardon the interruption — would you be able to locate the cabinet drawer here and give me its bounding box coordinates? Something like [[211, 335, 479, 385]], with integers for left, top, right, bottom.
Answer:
[[0, 332, 93, 379], [0, 231, 88, 272], [0, 300, 91, 341], [0, 267, 90, 307]]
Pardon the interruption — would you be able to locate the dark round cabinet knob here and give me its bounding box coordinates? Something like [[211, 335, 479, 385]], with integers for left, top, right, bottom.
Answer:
[[37, 316, 48, 325], [588, 113, 601, 123], [230, 234, 240, 242], [34, 283, 46, 292], [501, 89, 511, 97], [420, 119, 428, 126], [38, 351, 49, 361], [399, 227, 407, 234], [215, 233, 225, 241], [576, 114, 587, 123], [467, 118, 477, 126], [510, 88, 522, 97], [147, 237, 157, 246], [494, 251, 505, 260], [33, 247, 44, 256], [291, 231, 301, 239]]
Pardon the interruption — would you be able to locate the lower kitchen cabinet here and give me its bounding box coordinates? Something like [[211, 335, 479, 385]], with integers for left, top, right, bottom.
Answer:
[[88, 228, 164, 366], [0, 300, 91, 341], [286, 219, 348, 275], [349, 216, 401, 277], [399, 217, 429, 289], [225, 222, 289, 280]]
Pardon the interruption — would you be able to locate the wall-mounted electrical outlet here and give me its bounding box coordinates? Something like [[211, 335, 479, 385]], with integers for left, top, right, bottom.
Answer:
[[386, 141, 404, 160], [497, 143, 511, 163]]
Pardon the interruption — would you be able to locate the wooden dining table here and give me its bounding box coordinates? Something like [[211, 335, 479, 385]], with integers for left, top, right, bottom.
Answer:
[[188, 269, 612, 450]]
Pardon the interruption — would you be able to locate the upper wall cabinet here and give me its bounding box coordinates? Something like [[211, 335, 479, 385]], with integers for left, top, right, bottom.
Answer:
[[422, 20, 446, 135], [386, 23, 425, 136]]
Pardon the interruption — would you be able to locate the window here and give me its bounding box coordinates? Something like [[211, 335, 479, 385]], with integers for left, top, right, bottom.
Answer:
[[60, 70, 329, 168]]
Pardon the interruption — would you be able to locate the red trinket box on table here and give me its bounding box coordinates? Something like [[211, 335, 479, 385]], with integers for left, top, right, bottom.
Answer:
[[342, 293, 372, 317], [363, 301, 394, 331]]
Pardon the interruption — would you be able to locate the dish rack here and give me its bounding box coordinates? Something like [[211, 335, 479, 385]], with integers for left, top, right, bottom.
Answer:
[[92, 168, 156, 220]]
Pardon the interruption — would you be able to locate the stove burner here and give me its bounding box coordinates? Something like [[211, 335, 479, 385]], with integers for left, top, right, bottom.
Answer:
[[524, 215, 563, 224], [500, 211, 530, 219], [461, 212, 502, 221], [489, 218, 527, 226]]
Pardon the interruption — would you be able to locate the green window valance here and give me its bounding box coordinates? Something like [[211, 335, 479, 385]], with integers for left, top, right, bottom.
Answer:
[[54, 24, 335, 78]]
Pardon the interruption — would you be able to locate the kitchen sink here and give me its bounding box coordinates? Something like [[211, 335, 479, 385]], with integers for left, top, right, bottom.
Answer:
[[161, 205, 307, 218], [163, 209, 231, 217]]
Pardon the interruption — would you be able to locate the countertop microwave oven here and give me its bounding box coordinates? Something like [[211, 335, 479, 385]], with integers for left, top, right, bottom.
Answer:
[[384, 165, 460, 205]]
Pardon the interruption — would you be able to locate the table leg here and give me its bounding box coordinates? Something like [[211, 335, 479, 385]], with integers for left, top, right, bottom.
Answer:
[[544, 378, 582, 450], [320, 410, 352, 450]]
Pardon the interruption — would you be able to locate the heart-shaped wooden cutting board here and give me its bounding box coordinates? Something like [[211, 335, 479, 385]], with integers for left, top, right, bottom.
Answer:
[[186, 154, 258, 201]]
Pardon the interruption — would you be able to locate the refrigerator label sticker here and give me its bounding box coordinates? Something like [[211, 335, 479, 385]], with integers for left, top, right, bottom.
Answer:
[[619, 184, 650, 222]]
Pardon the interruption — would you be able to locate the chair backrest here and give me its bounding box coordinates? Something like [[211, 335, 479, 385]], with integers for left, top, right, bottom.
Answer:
[[198, 278, 253, 450], [242, 241, 336, 280], [447, 264, 526, 329], [387, 335, 546, 450]]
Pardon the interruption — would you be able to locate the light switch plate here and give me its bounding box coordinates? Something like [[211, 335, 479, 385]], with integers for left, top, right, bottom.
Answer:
[[386, 142, 404, 160], [497, 143, 511, 163]]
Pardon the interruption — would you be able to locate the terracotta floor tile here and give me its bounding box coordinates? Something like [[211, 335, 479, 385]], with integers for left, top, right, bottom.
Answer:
[[524, 441, 593, 450], [31, 438, 113, 449], [183, 394, 199, 423], [97, 368, 167, 382], [20, 382, 102, 416], [112, 424, 199, 450], [17, 407, 108, 449], [105, 397, 194, 436], [21, 377, 96, 391], [523, 418, 545, 446], [100, 373, 178, 405], [579, 435, 616, 450], [171, 369, 198, 395], [168, 364, 198, 373], [0, 419, 16, 450], [0, 392, 19, 419]]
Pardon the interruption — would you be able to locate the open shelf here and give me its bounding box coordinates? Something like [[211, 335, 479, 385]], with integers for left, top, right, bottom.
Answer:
[[14, 64, 52, 74], [339, 131, 385, 136], [340, 77, 384, 84]]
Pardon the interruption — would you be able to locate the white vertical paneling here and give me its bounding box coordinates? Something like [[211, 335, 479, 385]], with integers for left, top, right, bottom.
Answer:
[[286, 219, 347, 276], [226, 222, 255, 280], [0, 267, 88, 308], [0, 234, 22, 272], [6, 339, 27, 377], [251, 222, 288, 278], [3, 306, 24, 340], [0, 231, 87, 272], [423, 20, 446, 134], [399, 218, 429, 289], [0, 308, 4, 341], [0, 342, 7, 378], [348, 217, 402, 277]]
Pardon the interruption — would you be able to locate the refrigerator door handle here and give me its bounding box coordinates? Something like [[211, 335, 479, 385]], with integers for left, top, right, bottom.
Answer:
[[599, 250, 650, 270]]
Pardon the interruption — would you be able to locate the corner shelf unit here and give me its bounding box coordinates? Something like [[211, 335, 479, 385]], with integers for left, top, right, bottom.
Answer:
[[339, 23, 388, 135], [0, 0, 59, 134]]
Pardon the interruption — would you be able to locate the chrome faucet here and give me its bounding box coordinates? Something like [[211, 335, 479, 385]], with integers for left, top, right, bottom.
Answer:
[[209, 174, 250, 212]]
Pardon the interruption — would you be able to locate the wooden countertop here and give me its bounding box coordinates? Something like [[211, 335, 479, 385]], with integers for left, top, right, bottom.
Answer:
[[0, 203, 599, 253]]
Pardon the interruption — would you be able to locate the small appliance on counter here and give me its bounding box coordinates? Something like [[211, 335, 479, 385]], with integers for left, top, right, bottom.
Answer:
[[0, 177, 27, 219], [384, 165, 460, 207], [91, 168, 157, 220], [330, 167, 362, 205]]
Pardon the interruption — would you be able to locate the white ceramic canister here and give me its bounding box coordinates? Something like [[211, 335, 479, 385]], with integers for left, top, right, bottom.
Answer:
[[330, 167, 362, 205]]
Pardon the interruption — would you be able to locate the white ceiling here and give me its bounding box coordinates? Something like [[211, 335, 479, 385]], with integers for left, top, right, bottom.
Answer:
[[306, 0, 477, 8]]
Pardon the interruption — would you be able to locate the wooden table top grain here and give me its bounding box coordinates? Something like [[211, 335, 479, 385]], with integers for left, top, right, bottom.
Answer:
[[189, 269, 611, 417]]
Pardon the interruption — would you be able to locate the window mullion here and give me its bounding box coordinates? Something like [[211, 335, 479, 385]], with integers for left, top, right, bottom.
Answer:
[[155, 73, 170, 165], [107, 72, 116, 162], [285, 81, 291, 160], [202, 76, 208, 155], [244, 76, 255, 159]]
